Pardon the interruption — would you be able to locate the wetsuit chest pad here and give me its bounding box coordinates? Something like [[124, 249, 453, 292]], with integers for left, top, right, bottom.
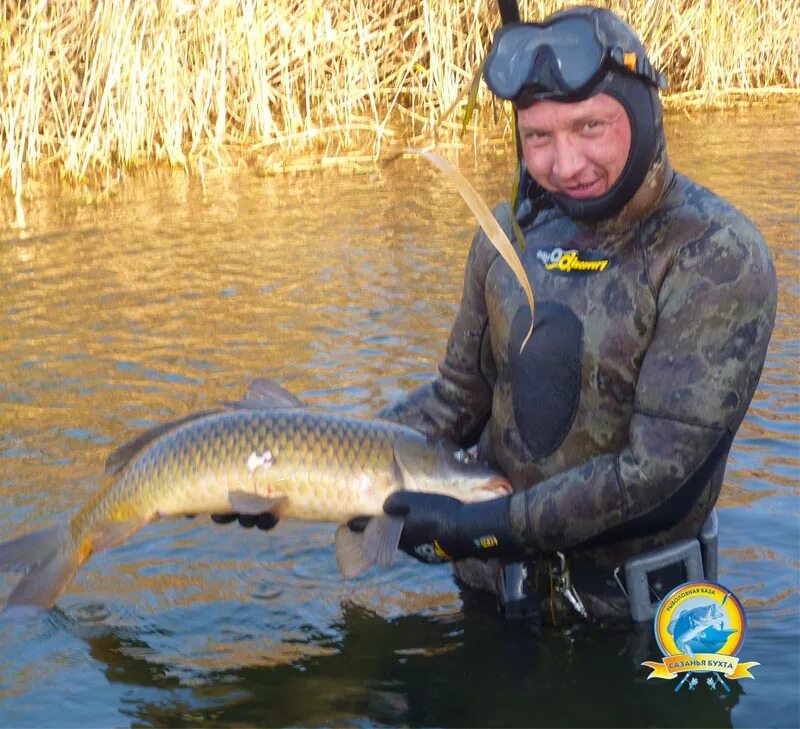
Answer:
[[508, 302, 582, 458]]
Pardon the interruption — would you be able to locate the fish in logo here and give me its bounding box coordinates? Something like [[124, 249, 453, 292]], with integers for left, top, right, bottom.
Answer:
[[667, 601, 738, 658], [642, 581, 759, 689]]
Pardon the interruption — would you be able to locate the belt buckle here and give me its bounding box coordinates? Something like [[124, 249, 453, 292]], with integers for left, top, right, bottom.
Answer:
[[622, 538, 704, 622]]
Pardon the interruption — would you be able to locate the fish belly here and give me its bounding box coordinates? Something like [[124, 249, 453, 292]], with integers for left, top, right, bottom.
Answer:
[[276, 468, 394, 522]]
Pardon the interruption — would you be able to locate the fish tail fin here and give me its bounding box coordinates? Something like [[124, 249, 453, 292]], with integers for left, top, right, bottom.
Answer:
[[0, 524, 63, 573], [335, 516, 404, 578], [0, 524, 87, 610]]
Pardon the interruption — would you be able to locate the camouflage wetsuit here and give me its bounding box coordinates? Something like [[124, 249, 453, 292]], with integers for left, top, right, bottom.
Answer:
[[379, 163, 777, 622]]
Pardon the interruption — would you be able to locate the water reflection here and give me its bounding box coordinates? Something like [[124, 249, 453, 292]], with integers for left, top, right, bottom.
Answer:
[[0, 106, 798, 728], [74, 600, 742, 728]]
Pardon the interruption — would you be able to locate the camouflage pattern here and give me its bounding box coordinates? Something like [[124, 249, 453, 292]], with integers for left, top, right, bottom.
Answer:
[[379, 166, 777, 620]]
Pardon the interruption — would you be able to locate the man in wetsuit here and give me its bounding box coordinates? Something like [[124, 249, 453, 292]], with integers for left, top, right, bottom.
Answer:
[[221, 6, 776, 625], [350, 5, 777, 624]]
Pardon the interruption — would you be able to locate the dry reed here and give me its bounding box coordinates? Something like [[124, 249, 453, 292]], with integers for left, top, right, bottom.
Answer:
[[2, 0, 799, 222]]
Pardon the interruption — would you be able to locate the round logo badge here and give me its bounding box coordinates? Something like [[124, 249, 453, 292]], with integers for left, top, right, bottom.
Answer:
[[641, 580, 759, 690], [654, 581, 745, 659]]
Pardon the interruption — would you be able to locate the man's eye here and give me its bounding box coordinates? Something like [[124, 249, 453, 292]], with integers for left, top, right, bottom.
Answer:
[[583, 120, 604, 131], [524, 130, 549, 143]]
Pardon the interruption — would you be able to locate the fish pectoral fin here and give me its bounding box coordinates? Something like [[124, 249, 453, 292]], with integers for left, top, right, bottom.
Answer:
[[335, 525, 372, 578], [334, 515, 404, 578], [364, 516, 404, 568], [93, 518, 148, 553], [228, 491, 287, 516]]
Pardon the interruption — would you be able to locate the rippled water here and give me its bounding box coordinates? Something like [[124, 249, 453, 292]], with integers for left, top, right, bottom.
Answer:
[[1, 106, 798, 728]]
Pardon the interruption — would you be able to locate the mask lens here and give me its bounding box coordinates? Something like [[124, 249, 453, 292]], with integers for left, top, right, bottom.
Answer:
[[485, 16, 606, 99], [546, 18, 604, 88]]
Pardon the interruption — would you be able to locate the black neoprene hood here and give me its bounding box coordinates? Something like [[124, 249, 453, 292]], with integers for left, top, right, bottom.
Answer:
[[547, 70, 665, 223], [485, 6, 668, 223]]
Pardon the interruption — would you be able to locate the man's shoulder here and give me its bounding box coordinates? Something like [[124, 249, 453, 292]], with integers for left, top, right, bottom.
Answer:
[[649, 172, 768, 257], [460, 200, 513, 280], [488, 199, 515, 236], [647, 173, 776, 311], [471, 199, 524, 260], [662, 173, 763, 244]]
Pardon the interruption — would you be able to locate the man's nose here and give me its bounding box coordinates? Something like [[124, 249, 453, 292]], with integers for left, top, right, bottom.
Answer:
[[552, 136, 586, 181]]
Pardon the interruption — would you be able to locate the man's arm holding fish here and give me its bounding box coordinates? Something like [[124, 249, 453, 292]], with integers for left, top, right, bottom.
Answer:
[[351, 218, 531, 564], [372, 223, 777, 567]]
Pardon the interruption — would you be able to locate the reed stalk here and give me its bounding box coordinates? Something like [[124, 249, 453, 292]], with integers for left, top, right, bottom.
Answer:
[[2, 0, 798, 218]]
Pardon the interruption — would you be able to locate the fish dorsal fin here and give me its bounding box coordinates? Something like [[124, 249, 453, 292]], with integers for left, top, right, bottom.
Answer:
[[106, 380, 301, 475], [104, 409, 222, 476], [225, 378, 305, 410]]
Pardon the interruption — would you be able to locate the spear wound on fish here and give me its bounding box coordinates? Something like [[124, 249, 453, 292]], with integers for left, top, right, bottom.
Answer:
[[247, 450, 274, 474], [247, 449, 274, 495], [405, 147, 535, 352], [0, 380, 513, 609]]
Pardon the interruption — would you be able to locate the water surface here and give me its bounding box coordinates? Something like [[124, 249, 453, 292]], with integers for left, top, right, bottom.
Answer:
[[1, 105, 798, 728]]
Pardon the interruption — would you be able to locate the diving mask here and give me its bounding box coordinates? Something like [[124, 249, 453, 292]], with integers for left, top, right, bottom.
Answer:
[[484, 13, 667, 106]]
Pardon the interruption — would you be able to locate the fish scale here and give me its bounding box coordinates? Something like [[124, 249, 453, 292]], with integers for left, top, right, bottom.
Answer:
[[0, 389, 511, 609], [86, 410, 401, 527]]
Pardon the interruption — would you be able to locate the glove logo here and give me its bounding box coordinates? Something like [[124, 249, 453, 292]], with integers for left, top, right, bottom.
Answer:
[[414, 543, 448, 563], [432, 540, 452, 560], [414, 544, 441, 563], [475, 534, 499, 550]]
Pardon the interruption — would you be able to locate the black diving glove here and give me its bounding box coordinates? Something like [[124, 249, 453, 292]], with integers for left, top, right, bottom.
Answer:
[[380, 491, 524, 564], [209, 512, 280, 531]]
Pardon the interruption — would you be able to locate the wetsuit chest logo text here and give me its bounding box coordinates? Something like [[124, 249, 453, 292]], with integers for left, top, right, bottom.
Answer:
[[537, 247, 611, 273]]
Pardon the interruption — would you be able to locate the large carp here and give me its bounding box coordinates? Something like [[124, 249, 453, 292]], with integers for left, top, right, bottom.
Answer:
[[0, 380, 510, 609]]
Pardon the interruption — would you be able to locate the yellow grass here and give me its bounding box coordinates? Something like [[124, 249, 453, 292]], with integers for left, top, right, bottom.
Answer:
[[2, 0, 798, 217]]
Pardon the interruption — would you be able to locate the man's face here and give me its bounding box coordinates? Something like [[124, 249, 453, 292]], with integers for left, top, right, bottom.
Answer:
[[517, 93, 632, 200]]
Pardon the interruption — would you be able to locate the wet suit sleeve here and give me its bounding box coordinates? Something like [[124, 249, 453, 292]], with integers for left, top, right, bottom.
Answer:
[[509, 221, 777, 552], [378, 208, 509, 446]]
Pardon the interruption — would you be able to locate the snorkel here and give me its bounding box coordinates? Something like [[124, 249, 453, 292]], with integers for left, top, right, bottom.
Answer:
[[486, 5, 668, 224]]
